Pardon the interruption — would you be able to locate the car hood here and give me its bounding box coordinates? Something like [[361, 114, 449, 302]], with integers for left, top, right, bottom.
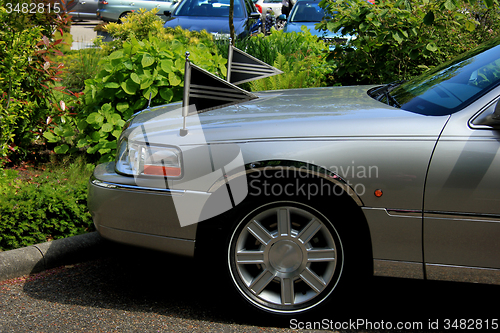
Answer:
[[284, 23, 350, 39], [124, 86, 450, 145], [164, 16, 246, 35]]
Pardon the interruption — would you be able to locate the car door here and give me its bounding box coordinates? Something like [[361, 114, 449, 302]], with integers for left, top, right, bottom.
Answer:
[[130, 0, 176, 20], [71, 0, 99, 19], [423, 88, 500, 280]]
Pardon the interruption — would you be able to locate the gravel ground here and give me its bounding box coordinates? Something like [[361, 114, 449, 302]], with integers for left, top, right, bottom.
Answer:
[[0, 245, 499, 333]]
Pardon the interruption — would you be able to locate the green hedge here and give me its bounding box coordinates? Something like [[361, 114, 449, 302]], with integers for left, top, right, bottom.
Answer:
[[0, 160, 93, 251]]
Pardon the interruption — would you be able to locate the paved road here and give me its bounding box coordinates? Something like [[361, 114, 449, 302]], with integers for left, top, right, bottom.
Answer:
[[1, 244, 499, 332], [70, 20, 100, 50]]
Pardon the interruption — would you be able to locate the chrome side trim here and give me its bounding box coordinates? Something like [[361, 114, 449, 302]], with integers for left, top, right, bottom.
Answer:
[[426, 264, 500, 285], [386, 209, 422, 218], [424, 211, 500, 223], [373, 259, 424, 280], [90, 176, 186, 195], [207, 161, 364, 206]]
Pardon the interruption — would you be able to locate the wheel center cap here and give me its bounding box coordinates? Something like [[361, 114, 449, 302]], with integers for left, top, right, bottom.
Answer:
[[268, 240, 303, 273]]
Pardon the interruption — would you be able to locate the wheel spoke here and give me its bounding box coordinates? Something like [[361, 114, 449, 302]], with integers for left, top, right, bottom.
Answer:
[[300, 267, 326, 293], [307, 248, 335, 262], [277, 208, 291, 237], [297, 218, 322, 244], [236, 250, 265, 264], [281, 277, 295, 305], [247, 220, 274, 245], [250, 269, 275, 294]]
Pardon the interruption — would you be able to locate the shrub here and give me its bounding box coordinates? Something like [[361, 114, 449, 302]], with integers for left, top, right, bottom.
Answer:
[[0, 157, 94, 251], [250, 51, 333, 91], [0, 0, 72, 162], [217, 27, 334, 90], [100, 8, 217, 54], [318, 0, 500, 85], [45, 34, 227, 162]]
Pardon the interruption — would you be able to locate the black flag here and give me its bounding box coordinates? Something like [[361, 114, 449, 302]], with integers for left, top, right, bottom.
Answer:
[[227, 45, 283, 85], [183, 56, 257, 114]]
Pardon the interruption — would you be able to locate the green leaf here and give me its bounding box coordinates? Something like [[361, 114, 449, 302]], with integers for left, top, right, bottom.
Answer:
[[101, 103, 112, 113], [54, 144, 69, 154], [143, 86, 158, 100], [54, 126, 65, 136], [121, 79, 138, 95], [102, 123, 114, 132], [43, 132, 59, 143], [90, 131, 101, 142], [130, 73, 141, 84], [426, 42, 438, 52], [142, 54, 155, 67], [392, 31, 404, 44], [140, 79, 153, 90], [423, 11, 434, 25], [443, 0, 456, 10], [87, 112, 104, 124], [169, 72, 182, 86], [109, 50, 124, 60], [76, 138, 89, 148], [108, 113, 122, 125], [160, 88, 174, 102], [77, 120, 88, 131], [104, 82, 120, 88], [112, 130, 122, 139], [160, 59, 174, 72], [116, 102, 129, 112], [465, 20, 476, 32]]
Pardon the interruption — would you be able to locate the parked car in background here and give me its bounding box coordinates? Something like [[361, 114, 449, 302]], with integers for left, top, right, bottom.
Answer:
[[97, 0, 178, 22], [253, 0, 282, 17], [88, 38, 500, 317], [280, 0, 354, 48], [65, 0, 99, 20], [163, 0, 261, 39]]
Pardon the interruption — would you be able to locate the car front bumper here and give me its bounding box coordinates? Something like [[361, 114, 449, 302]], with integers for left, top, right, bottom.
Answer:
[[88, 162, 198, 257]]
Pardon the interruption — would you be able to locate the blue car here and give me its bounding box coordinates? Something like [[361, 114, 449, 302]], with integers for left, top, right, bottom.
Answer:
[[163, 0, 261, 39], [280, 0, 355, 48]]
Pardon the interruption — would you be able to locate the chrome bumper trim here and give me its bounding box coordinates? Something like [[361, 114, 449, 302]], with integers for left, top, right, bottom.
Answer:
[[90, 175, 186, 195]]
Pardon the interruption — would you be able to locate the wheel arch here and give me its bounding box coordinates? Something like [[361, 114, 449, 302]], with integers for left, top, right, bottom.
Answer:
[[196, 160, 373, 267]]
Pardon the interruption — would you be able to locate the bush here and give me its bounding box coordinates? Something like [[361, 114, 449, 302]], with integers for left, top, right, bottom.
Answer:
[[0, 157, 94, 251], [318, 0, 500, 85], [46, 33, 227, 162], [217, 27, 334, 90], [100, 8, 217, 54], [0, 0, 72, 162]]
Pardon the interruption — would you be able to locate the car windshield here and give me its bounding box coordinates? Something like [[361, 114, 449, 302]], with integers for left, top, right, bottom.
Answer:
[[174, 0, 245, 17], [379, 38, 500, 116], [289, 2, 325, 22]]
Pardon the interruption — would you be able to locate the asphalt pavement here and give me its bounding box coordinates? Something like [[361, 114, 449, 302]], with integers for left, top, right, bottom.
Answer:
[[1, 232, 500, 332]]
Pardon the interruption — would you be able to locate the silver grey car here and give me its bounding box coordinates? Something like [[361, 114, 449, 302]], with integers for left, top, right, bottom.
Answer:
[[88, 38, 500, 316]]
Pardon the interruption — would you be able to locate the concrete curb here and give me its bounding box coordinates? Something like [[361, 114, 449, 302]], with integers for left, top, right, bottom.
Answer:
[[0, 232, 107, 282]]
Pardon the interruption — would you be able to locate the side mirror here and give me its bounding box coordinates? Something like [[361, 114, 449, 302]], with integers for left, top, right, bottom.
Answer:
[[278, 14, 286, 20], [164, 10, 172, 17], [472, 99, 500, 128]]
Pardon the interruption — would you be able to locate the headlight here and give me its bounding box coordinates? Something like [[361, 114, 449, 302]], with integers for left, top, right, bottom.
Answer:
[[115, 138, 182, 177]]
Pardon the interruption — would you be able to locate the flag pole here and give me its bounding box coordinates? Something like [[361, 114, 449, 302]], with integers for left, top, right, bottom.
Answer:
[[227, 39, 233, 84], [180, 51, 190, 137]]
